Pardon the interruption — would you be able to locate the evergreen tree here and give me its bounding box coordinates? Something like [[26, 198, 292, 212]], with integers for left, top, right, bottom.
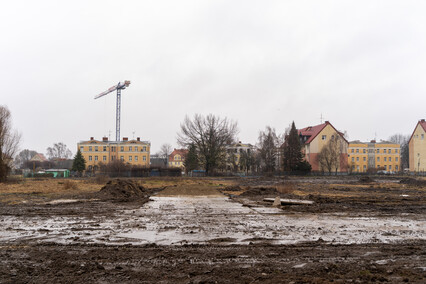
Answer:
[[183, 144, 199, 173], [283, 121, 305, 171], [72, 149, 86, 175]]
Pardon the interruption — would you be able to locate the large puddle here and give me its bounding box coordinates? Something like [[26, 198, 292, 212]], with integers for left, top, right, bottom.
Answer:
[[0, 196, 425, 245]]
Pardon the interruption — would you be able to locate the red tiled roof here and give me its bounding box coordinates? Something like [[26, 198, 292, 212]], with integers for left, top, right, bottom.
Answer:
[[298, 121, 347, 144], [169, 149, 188, 162], [298, 123, 328, 144]]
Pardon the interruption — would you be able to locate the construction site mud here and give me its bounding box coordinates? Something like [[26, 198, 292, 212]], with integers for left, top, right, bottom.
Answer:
[[0, 177, 425, 283]]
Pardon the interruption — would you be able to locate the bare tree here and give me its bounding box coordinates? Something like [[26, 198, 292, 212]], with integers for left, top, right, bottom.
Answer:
[[46, 142, 72, 160], [159, 143, 173, 167], [257, 126, 279, 173], [317, 135, 346, 174], [0, 106, 21, 182], [388, 134, 410, 171], [14, 149, 38, 169], [177, 114, 238, 175]]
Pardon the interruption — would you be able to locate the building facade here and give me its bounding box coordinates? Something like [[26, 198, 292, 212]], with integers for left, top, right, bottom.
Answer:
[[168, 149, 188, 169], [225, 142, 256, 172], [77, 137, 150, 171], [409, 119, 426, 172], [348, 140, 401, 173], [298, 121, 348, 172]]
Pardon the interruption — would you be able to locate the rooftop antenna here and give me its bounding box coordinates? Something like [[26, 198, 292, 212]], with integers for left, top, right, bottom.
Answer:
[[132, 131, 135, 139], [320, 113, 324, 124], [95, 80, 131, 142]]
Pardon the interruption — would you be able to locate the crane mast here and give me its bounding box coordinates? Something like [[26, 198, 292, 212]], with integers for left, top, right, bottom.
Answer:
[[94, 81, 131, 142]]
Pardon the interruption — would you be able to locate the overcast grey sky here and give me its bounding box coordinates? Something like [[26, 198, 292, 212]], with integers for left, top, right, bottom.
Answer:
[[1, 0, 425, 155]]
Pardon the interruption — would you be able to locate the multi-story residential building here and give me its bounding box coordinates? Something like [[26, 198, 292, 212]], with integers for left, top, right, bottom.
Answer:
[[298, 121, 348, 172], [225, 142, 256, 172], [168, 149, 188, 169], [409, 119, 426, 172], [77, 137, 150, 171], [348, 140, 400, 173]]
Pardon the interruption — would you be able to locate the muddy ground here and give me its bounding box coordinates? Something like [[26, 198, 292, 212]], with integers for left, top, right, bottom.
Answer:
[[0, 176, 425, 283]]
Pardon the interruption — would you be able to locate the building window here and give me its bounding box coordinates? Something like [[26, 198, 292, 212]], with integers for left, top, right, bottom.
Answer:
[[129, 146, 132, 152], [389, 157, 392, 162], [377, 157, 380, 162], [395, 149, 398, 153], [103, 156, 107, 161], [383, 149, 386, 154], [135, 156, 138, 161], [89, 146, 92, 151], [80, 146, 84, 151], [363, 165, 366, 170], [143, 156, 146, 161], [135, 146, 138, 151], [422, 134, 424, 140], [363, 157, 366, 161], [111, 156, 115, 161], [351, 149, 354, 153], [95, 156, 98, 161], [103, 146, 107, 151], [95, 146, 98, 152], [322, 135, 326, 140], [396, 165, 399, 171], [121, 146, 124, 151], [384, 157, 387, 162], [352, 157, 355, 162], [384, 165, 387, 170], [89, 156, 92, 161], [129, 156, 132, 161], [120, 156, 124, 161], [356, 149, 359, 153], [143, 146, 147, 151], [395, 157, 398, 162], [356, 157, 359, 161], [356, 165, 360, 171], [111, 146, 116, 152], [363, 149, 365, 153], [389, 165, 392, 171]]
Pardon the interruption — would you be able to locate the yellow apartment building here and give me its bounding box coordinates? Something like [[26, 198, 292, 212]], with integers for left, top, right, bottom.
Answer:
[[409, 119, 426, 172], [77, 137, 150, 171], [168, 149, 188, 169], [348, 140, 400, 173], [225, 142, 256, 172]]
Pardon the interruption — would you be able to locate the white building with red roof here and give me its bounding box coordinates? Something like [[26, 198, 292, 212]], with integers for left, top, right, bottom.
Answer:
[[298, 121, 348, 172], [409, 119, 426, 172]]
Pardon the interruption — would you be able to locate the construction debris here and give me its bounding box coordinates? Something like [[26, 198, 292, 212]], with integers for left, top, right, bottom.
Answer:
[[264, 198, 314, 205]]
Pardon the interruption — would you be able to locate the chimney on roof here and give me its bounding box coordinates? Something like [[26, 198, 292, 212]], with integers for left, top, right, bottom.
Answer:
[[371, 140, 376, 143], [325, 121, 329, 124], [102, 137, 108, 142], [137, 137, 140, 141], [123, 137, 128, 141], [90, 137, 94, 141], [421, 119, 425, 122]]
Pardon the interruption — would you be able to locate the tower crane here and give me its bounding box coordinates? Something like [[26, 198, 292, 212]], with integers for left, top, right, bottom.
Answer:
[[94, 81, 131, 142]]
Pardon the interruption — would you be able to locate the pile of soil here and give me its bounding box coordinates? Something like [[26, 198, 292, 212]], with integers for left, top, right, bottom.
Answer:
[[221, 185, 244, 192], [96, 179, 150, 202], [239, 186, 278, 197], [399, 177, 426, 187], [358, 176, 375, 183]]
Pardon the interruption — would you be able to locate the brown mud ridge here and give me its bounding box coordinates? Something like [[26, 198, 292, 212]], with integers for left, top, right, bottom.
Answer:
[[1, 241, 425, 283], [95, 179, 156, 202]]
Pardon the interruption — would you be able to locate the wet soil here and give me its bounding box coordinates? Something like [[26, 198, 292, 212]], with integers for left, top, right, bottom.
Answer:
[[1, 241, 425, 283], [0, 176, 425, 283]]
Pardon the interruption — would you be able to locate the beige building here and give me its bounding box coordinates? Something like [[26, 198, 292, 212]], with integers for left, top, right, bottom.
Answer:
[[225, 142, 256, 172], [168, 149, 188, 169], [348, 141, 401, 173], [298, 121, 348, 172], [78, 137, 150, 171], [409, 119, 426, 172]]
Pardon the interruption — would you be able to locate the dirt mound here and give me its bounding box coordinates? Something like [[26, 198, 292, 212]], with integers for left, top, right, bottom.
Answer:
[[96, 179, 150, 201], [239, 186, 278, 196], [399, 178, 426, 187], [358, 176, 375, 183], [222, 185, 244, 192]]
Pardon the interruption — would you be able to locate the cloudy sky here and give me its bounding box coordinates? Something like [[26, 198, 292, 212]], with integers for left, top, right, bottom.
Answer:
[[1, 0, 425, 155]]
